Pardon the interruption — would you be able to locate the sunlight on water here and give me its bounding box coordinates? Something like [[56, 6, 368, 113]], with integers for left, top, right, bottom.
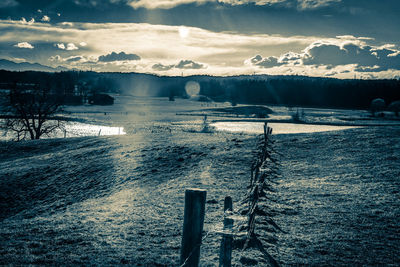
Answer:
[[0, 119, 126, 140], [210, 121, 359, 134], [65, 122, 126, 137]]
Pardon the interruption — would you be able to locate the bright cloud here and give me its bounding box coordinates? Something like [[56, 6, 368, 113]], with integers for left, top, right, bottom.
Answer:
[[14, 42, 34, 49], [55, 42, 79, 50], [41, 15, 50, 22], [1, 19, 399, 78], [20, 17, 35, 25], [66, 43, 79, 50], [55, 43, 65, 49]]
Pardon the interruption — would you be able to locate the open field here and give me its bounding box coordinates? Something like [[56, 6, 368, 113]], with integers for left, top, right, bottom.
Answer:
[[1, 96, 399, 265], [273, 126, 400, 266]]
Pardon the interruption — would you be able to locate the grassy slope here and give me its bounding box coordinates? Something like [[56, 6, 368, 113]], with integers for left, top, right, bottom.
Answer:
[[1, 125, 399, 266], [273, 126, 400, 266], [0, 131, 258, 265]]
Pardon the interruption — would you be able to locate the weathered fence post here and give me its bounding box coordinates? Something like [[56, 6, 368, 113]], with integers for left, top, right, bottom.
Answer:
[[263, 122, 268, 144], [219, 196, 233, 267], [180, 188, 207, 267]]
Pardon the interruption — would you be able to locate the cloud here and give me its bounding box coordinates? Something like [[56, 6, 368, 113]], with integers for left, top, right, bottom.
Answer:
[[296, 0, 341, 10], [246, 51, 303, 67], [0, 0, 18, 8], [14, 42, 34, 49], [302, 42, 400, 71], [60, 22, 74, 27], [66, 43, 79, 50], [49, 54, 95, 64], [175, 59, 205, 69], [20, 17, 35, 25], [49, 55, 63, 63], [66, 56, 84, 62], [153, 59, 206, 71], [98, 51, 141, 62], [248, 55, 283, 68], [56, 43, 65, 49], [152, 63, 174, 71], [55, 43, 79, 50], [129, 0, 209, 9], [0, 18, 318, 71], [248, 40, 400, 73], [128, 0, 341, 9], [1, 18, 399, 78], [41, 15, 51, 22]]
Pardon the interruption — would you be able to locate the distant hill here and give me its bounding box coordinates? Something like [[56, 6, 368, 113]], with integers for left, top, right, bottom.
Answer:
[[0, 59, 68, 72]]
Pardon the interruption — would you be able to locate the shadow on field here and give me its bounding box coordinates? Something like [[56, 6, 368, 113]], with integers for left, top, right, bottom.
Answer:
[[0, 137, 117, 220]]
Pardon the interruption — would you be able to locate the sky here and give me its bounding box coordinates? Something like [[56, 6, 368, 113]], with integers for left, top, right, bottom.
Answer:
[[0, 0, 399, 78]]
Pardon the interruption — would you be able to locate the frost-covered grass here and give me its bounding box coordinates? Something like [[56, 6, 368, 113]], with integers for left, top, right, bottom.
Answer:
[[1, 96, 399, 265], [272, 126, 400, 266], [0, 131, 258, 265]]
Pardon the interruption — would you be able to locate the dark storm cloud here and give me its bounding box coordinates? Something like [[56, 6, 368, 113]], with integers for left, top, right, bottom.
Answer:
[[98, 52, 141, 62], [152, 60, 206, 71]]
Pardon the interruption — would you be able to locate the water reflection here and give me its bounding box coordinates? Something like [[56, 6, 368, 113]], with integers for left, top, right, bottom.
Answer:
[[64, 122, 126, 137], [210, 121, 359, 134], [0, 120, 126, 140]]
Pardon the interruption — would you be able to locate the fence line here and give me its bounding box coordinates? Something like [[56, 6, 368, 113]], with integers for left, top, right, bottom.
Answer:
[[239, 122, 280, 266], [179, 122, 281, 266]]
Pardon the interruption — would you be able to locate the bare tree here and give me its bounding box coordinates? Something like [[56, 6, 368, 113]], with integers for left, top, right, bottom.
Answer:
[[1, 84, 64, 141]]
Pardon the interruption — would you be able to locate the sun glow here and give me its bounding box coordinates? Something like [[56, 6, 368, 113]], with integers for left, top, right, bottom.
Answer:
[[179, 26, 189, 39]]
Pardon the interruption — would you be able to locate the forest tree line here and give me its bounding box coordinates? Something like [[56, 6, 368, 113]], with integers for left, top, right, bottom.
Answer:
[[0, 70, 399, 109]]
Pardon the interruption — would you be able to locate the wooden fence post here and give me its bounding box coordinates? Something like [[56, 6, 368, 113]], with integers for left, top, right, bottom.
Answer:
[[219, 196, 233, 267], [180, 189, 207, 267], [263, 122, 268, 144]]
